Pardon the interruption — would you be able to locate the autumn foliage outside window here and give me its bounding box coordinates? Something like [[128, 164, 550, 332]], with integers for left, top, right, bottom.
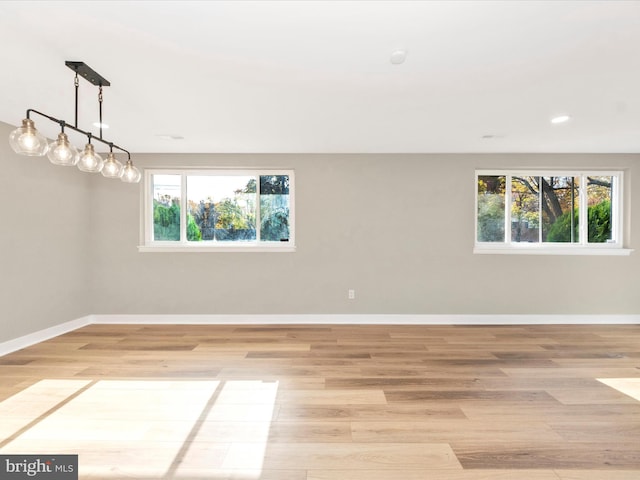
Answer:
[[476, 171, 621, 249]]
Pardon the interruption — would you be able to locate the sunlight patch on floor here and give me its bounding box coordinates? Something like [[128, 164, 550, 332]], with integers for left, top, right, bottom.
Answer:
[[0, 379, 91, 441], [597, 378, 640, 402], [175, 380, 279, 479], [1, 380, 219, 477], [0, 379, 279, 479]]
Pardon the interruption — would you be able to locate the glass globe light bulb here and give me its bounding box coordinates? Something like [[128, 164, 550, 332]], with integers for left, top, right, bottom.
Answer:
[[121, 159, 141, 183], [47, 132, 79, 166], [101, 152, 123, 178], [76, 142, 104, 173], [9, 119, 49, 156]]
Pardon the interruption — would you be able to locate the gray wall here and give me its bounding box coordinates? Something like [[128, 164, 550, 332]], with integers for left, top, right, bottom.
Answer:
[[88, 152, 640, 316], [2, 115, 639, 345], [0, 121, 91, 343]]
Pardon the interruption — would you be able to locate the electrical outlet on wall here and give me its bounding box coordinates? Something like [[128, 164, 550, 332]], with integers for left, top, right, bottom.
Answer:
[[348, 289, 355, 300]]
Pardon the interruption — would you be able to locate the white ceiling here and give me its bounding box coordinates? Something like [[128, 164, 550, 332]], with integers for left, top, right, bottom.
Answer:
[[1, 0, 639, 154]]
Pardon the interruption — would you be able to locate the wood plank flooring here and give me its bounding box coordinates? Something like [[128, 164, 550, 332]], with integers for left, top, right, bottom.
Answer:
[[0, 323, 639, 479]]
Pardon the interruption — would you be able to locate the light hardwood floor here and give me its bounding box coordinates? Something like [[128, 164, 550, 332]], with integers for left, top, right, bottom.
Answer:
[[1, 324, 639, 479]]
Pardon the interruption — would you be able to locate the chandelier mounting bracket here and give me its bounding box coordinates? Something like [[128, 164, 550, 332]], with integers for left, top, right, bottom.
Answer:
[[65, 61, 111, 87]]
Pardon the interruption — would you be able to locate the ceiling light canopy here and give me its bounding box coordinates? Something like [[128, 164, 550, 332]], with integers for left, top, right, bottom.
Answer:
[[390, 50, 407, 65], [9, 61, 140, 183]]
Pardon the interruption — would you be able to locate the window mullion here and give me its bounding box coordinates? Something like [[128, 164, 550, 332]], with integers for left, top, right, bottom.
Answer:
[[570, 176, 576, 243], [145, 172, 152, 243], [538, 176, 543, 244], [180, 173, 187, 243], [505, 175, 512, 244], [611, 174, 619, 244], [579, 174, 587, 245], [255, 175, 261, 242]]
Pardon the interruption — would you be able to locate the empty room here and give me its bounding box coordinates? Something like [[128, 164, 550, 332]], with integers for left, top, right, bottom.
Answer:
[[1, 1, 639, 479]]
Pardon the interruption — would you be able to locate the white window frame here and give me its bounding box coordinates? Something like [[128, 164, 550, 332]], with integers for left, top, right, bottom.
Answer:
[[474, 169, 632, 256], [139, 168, 295, 253]]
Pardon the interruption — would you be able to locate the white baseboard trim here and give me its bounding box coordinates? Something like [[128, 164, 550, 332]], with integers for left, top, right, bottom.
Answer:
[[0, 316, 92, 357], [91, 314, 640, 326], [2, 314, 639, 356]]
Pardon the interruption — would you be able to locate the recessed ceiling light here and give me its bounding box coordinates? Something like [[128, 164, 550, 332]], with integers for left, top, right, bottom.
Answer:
[[550, 115, 571, 124], [390, 50, 407, 65], [93, 122, 109, 129]]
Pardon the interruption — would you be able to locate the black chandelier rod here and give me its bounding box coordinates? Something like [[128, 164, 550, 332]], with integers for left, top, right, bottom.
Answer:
[[25, 108, 131, 159], [74, 71, 79, 128]]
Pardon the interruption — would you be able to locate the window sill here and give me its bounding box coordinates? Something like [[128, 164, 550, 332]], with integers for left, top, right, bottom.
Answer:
[[474, 245, 633, 256], [138, 243, 296, 253]]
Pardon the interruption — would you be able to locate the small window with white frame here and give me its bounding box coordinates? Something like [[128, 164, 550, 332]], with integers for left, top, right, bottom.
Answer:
[[475, 170, 629, 255], [140, 169, 295, 252]]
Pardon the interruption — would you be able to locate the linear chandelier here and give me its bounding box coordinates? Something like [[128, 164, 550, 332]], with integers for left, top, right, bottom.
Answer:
[[9, 61, 141, 183]]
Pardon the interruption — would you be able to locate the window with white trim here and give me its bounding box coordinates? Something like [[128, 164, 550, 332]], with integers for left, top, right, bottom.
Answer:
[[475, 170, 628, 255], [141, 169, 294, 252]]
